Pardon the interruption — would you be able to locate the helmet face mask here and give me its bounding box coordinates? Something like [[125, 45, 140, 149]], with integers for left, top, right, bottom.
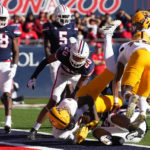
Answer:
[[54, 5, 71, 26], [69, 39, 89, 68], [0, 5, 9, 29]]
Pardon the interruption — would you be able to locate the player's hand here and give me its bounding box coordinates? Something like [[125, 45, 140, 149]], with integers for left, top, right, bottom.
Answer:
[[27, 78, 36, 89], [8, 64, 17, 79], [111, 103, 120, 113], [86, 120, 99, 130], [75, 126, 88, 144]]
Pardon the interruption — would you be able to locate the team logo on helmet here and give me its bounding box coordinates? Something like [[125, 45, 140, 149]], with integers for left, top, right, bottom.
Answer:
[[69, 39, 89, 68]]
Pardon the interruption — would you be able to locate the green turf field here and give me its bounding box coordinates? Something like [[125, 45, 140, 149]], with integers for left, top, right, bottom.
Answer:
[[0, 98, 150, 146]]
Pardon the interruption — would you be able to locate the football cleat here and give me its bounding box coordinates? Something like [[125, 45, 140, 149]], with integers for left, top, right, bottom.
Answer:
[[111, 136, 125, 145], [4, 125, 11, 134], [126, 128, 144, 141], [27, 128, 37, 140], [126, 95, 139, 119], [100, 20, 121, 36], [127, 114, 146, 131]]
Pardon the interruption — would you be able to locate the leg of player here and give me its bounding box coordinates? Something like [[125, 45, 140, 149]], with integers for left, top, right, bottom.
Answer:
[[101, 20, 121, 74], [28, 67, 68, 140], [27, 98, 56, 140], [93, 127, 124, 146], [1, 92, 12, 134]]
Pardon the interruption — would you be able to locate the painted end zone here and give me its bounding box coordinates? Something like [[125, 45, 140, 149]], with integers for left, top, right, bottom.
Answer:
[[0, 143, 39, 150], [0, 128, 150, 150]]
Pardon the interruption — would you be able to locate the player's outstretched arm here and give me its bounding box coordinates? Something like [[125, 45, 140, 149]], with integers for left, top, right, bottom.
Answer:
[[27, 54, 57, 89]]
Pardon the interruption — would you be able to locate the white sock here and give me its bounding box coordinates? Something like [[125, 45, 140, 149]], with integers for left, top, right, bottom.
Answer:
[[5, 115, 11, 127], [104, 35, 116, 74], [138, 96, 147, 116], [33, 122, 41, 131]]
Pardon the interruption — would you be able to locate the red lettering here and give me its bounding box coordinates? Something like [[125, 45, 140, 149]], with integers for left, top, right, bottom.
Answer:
[[99, 0, 121, 14], [66, 0, 76, 13], [22, 0, 43, 15], [77, 0, 98, 15], [3, 0, 23, 15]]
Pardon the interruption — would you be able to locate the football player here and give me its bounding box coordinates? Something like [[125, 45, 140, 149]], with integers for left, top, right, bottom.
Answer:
[[93, 109, 148, 146], [113, 10, 150, 131], [48, 95, 123, 142], [0, 5, 21, 133], [27, 38, 95, 139]]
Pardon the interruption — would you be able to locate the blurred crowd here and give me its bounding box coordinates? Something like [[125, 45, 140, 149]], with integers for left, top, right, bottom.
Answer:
[[8, 9, 133, 45]]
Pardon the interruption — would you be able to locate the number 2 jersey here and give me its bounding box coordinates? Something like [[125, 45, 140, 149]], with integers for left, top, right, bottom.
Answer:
[[55, 45, 95, 76], [0, 25, 21, 61], [42, 21, 78, 54]]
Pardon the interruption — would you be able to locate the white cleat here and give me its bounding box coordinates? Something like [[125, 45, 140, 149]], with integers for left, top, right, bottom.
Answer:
[[100, 20, 121, 35]]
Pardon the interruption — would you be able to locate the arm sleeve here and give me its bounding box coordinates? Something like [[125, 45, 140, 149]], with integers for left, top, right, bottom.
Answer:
[[31, 58, 49, 79], [12, 26, 22, 37]]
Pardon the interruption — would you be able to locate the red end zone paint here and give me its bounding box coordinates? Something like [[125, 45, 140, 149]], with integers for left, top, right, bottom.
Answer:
[[0, 144, 38, 150]]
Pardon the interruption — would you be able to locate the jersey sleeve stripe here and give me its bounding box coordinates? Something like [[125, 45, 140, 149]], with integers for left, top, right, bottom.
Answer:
[[74, 27, 78, 30]]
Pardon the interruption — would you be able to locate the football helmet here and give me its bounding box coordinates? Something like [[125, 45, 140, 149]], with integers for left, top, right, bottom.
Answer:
[[48, 107, 70, 130], [54, 5, 71, 26], [0, 5, 9, 28], [132, 11, 150, 31], [70, 39, 89, 68], [132, 31, 150, 43]]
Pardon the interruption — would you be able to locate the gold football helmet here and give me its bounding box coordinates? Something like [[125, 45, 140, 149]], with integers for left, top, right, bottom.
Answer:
[[132, 10, 150, 30], [48, 107, 70, 129], [132, 31, 150, 43]]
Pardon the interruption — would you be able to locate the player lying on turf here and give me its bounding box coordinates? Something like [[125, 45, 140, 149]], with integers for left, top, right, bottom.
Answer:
[[48, 97, 148, 146], [93, 109, 148, 145]]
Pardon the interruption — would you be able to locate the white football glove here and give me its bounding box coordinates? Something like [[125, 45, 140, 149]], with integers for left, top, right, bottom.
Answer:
[[8, 64, 17, 79], [27, 78, 36, 89]]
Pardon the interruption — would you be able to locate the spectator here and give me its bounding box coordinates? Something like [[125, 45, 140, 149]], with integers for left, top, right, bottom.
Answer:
[[114, 23, 125, 38], [77, 30, 84, 40], [23, 13, 35, 31], [91, 43, 105, 79], [21, 22, 38, 45], [119, 22, 133, 39], [116, 9, 131, 26], [33, 11, 47, 38], [9, 13, 25, 45]]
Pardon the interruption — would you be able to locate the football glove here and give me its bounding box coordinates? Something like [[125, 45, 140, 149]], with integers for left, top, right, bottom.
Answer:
[[27, 78, 36, 89], [86, 120, 99, 130], [8, 64, 17, 79], [75, 126, 88, 144]]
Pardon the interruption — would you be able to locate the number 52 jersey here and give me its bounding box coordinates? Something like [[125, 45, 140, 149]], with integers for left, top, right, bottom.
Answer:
[[0, 25, 21, 61]]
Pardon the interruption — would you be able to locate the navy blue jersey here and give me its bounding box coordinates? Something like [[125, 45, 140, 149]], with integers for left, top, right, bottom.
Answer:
[[55, 45, 94, 76], [0, 25, 21, 61], [43, 21, 78, 54]]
